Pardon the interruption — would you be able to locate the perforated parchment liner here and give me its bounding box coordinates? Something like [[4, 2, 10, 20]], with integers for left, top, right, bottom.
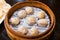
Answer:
[[9, 6, 50, 34]]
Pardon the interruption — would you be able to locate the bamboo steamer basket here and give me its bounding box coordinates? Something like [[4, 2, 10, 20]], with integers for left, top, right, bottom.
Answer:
[[4, 1, 56, 40]]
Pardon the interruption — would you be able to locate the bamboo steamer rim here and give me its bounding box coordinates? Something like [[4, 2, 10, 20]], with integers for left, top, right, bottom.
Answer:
[[4, 1, 55, 38]]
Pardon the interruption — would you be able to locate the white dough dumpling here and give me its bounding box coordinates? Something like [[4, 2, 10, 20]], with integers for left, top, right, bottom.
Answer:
[[17, 26, 28, 34], [27, 16, 35, 25], [37, 19, 48, 27], [17, 10, 27, 18], [28, 27, 39, 36], [25, 7, 33, 14], [9, 17, 20, 25], [37, 11, 45, 19]]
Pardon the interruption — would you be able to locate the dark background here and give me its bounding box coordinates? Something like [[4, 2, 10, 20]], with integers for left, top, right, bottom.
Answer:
[[0, 0, 60, 40]]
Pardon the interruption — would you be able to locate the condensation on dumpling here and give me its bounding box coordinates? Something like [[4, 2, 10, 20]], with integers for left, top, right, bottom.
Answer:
[[25, 7, 34, 14], [37, 19, 48, 27], [17, 25, 28, 35], [27, 16, 35, 25], [36, 11, 45, 19], [28, 27, 39, 36], [9, 17, 20, 25], [17, 10, 27, 18]]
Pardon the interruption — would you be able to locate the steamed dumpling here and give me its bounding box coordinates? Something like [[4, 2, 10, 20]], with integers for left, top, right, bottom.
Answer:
[[27, 16, 35, 25], [28, 27, 39, 36], [37, 11, 45, 19], [17, 10, 27, 18], [37, 19, 48, 27], [17, 25, 28, 34], [25, 7, 33, 14], [9, 17, 20, 25]]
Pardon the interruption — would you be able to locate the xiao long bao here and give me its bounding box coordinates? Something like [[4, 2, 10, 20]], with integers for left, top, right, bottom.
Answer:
[[37, 19, 48, 27], [25, 7, 34, 14], [17, 25, 28, 35], [17, 10, 27, 18], [9, 17, 20, 25], [27, 16, 35, 25], [36, 11, 45, 19], [28, 27, 39, 36]]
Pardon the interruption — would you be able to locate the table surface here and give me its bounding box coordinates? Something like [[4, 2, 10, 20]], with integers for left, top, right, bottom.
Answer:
[[0, 0, 60, 40]]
